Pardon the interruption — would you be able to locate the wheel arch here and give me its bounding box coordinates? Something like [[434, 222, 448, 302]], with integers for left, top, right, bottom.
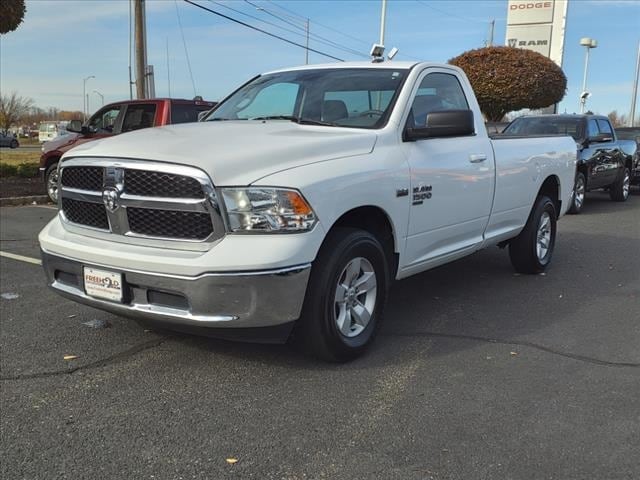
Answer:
[[324, 205, 399, 279], [538, 175, 561, 218]]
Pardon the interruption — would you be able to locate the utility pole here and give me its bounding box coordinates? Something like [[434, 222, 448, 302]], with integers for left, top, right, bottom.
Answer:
[[134, 0, 146, 99], [487, 19, 495, 47], [630, 40, 639, 127]]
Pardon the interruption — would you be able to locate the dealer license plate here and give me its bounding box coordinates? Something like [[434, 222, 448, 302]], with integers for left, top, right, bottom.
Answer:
[[83, 267, 123, 302]]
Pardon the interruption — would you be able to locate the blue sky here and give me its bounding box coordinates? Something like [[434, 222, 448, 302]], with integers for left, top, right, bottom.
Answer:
[[1, 0, 638, 118]]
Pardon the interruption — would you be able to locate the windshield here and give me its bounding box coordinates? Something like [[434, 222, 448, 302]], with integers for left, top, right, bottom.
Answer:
[[503, 117, 585, 141], [208, 68, 408, 129]]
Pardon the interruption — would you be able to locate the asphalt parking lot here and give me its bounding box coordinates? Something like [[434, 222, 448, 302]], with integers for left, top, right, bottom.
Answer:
[[1, 192, 639, 480]]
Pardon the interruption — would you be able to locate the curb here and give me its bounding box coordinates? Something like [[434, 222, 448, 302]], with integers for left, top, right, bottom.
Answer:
[[0, 195, 51, 207]]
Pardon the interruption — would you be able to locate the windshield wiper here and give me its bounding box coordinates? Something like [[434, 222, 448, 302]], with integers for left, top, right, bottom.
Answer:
[[250, 115, 335, 126]]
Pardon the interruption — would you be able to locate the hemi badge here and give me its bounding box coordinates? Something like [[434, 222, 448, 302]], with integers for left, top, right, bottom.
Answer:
[[396, 188, 409, 197]]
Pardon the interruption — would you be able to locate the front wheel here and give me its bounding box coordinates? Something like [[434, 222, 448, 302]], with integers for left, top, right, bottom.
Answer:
[[568, 172, 586, 214], [509, 195, 557, 274], [609, 167, 630, 202], [10, 139, 18, 149], [45, 163, 59, 203], [294, 228, 389, 362]]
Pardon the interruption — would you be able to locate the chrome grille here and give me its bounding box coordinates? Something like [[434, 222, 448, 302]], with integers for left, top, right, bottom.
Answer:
[[61, 198, 109, 230], [128, 208, 213, 239], [58, 159, 224, 250], [61, 166, 104, 190], [124, 170, 203, 198]]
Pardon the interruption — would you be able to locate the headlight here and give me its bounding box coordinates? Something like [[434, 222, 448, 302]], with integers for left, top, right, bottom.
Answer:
[[220, 187, 317, 233]]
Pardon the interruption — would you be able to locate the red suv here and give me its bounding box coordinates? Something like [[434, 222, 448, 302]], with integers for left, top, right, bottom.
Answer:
[[40, 98, 216, 202]]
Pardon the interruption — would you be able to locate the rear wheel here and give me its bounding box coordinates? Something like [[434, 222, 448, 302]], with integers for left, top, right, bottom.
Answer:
[[509, 195, 557, 274], [294, 228, 389, 362], [568, 172, 585, 214], [45, 162, 59, 203], [609, 167, 630, 202], [10, 139, 18, 149]]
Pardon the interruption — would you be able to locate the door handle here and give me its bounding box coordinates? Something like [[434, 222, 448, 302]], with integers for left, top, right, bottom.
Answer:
[[469, 154, 487, 163]]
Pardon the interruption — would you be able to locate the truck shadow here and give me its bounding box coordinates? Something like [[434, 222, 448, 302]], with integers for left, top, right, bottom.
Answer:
[[169, 195, 638, 370]]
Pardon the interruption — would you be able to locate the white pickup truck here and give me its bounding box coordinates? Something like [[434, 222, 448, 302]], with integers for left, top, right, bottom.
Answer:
[[39, 62, 576, 361]]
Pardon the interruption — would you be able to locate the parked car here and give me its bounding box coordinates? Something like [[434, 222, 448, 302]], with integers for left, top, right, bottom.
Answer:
[[40, 98, 216, 202], [0, 131, 19, 148], [502, 114, 633, 213], [39, 61, 576, 361], [616, 127, 640, 185]]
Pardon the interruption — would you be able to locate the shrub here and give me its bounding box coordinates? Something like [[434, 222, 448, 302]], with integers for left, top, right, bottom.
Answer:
[[16, 162, 39, 178], [449, 46, 567, 121], [0, 162, 18, 177]]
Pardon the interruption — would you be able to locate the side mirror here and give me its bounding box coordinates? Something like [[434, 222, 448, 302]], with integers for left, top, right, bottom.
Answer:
[[66, 120, 82, 133], [588, 133, 613, 144], [405, 110, 475, 141], [197, 110, 209, 122]]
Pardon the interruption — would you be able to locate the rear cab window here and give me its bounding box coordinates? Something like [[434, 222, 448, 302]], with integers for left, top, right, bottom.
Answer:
[[171, 101, 216, 124], [121, 104, 157, 133]]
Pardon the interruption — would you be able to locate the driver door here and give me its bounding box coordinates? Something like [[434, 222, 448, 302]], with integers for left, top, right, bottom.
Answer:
[[401, 70, 494, 271]]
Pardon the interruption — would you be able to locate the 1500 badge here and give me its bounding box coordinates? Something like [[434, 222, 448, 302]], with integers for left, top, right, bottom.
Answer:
[[412, 184, 432, 205]]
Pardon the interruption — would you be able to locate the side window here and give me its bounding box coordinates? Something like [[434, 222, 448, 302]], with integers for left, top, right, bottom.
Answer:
[[587, 119, 599, 138], [88, 106, 122, 133], [596, 119, 613, 139], [121, 104, 157, 133], [410, 73, 469, 127], [236, 83, 299, 119]]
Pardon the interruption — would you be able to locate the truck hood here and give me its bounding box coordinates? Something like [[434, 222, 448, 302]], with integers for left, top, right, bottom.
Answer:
[[63, 121, 378, 185], [43, 132, 81, 153]]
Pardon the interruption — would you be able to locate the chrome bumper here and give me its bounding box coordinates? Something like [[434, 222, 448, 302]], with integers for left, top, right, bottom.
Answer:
[[41, 249, 311, 330]]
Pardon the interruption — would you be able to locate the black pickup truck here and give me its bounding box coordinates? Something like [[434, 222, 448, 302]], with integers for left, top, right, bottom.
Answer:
[[503, 114, 637, 213]]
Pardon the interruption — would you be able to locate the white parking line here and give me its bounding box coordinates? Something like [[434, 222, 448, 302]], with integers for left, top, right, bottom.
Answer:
[[0, 251, 42, 265]]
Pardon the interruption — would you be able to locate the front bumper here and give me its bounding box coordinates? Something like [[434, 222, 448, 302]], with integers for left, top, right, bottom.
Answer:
[[42, 249, 311, 335]]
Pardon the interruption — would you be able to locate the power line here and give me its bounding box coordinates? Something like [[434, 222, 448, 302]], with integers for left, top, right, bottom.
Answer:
[[264, 0, 423, 62], [240, 0, 369, 58], [183, 0, 344, 61], [175, 0, 197, 96], [414, 0, 483, 24], [208, 0, 367, 59], [266, 0, 372, 47]]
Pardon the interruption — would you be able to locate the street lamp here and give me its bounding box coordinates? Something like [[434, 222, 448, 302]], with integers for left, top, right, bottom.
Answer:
[[82, 75, 95, 121], [579, 37, 597, 113], [93, 90, 104, 107]]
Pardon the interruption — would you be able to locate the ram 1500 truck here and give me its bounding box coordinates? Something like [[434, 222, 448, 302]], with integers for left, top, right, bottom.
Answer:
[[39, 62, 577, 361], [503, 114, 635, 213], [39, 98, 216, 203]]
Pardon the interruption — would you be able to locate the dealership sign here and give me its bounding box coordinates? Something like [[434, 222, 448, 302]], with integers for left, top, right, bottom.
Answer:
[[505, 0, 568, 67], [506, 24, 552, 56], [508, 1, 554, 24]]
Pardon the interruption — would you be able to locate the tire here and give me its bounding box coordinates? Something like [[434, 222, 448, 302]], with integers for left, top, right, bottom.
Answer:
[[568, 172, 586, 214], [45, 163, 60, 203], [509, 195, 557, 274], [294, 228, 389, 362], [609, 167, 630, 202], [10, 140, 18, 149]]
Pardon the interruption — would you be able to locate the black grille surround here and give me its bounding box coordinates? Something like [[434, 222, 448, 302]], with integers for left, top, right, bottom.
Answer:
[[61, 166, 104, 191], [124, 170, 204, 198], [61, 198, 109, 230], [128, 208, 213, 240], [58, 161, 221, 246]]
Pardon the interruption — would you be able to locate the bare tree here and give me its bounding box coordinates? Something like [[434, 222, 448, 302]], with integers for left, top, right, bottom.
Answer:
[[0, 91, 34, 132], [607, 111, 628, 128]]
